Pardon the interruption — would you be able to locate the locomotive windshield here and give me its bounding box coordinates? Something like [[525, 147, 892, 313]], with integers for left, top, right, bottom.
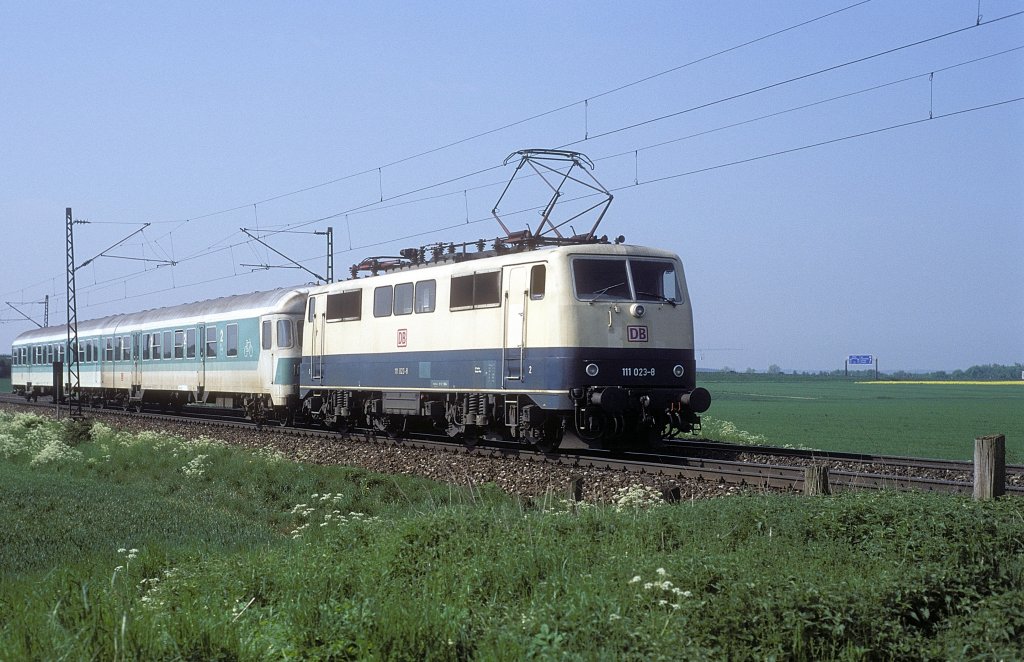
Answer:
[[572, 257, 683, 303]]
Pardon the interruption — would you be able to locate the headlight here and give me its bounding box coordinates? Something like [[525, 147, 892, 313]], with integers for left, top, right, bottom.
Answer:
[[630, 304, 646, 318], [673, 364, 685, 378], [585, 363, 599, 377]]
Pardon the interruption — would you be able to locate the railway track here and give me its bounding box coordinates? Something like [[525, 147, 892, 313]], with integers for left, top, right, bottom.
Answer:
[[2, 394, 1020, 498]]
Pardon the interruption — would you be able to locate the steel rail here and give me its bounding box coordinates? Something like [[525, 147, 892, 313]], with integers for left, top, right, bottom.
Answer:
[[1, 396, 1019, 497]]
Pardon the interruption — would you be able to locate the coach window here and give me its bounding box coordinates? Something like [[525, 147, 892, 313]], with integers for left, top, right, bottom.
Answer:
[[373, 286, 393, 318], [326, 290, 361, 322], [415, 280, 436, 313], [277, 319, 293, 348], [206, 326, 217, 358], [114, 337, 122, 362], [163, 331, 173, 360], [450, 270, 501, 311], [226, 323, 238, 357], [85, 342, 92, 363], [143, 334, 151, 360], [104, 338, 113, 362], [530, 265, 546, 300], [174, 330, 185, 359], [122, 335, 131, 361], [47, 345, 54, 364], [394, 282, 414, 316], [262, 320, 273, 350], [186, 328, 197, 359]]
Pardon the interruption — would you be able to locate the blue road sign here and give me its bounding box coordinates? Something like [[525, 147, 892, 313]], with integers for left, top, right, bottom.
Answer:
[[848, 355, 874, 365]]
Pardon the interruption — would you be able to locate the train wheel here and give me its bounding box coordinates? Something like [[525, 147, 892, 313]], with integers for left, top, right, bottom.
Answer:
[[574, 405, 606, 445], [529, 417, 563, 453]]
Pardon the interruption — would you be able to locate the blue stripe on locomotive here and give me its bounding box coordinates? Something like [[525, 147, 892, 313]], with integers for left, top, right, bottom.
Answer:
[[301, 347, 696, 392]]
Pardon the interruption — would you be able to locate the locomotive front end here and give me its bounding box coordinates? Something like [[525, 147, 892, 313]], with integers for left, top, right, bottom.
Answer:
[[564, 245, 710, 446]]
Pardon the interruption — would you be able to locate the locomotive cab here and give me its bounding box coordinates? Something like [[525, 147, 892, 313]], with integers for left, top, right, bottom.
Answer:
[[560, 246, 711, 445]]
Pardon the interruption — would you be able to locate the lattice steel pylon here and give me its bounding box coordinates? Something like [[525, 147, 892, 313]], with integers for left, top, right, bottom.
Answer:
[[65, 207, 82, 417]]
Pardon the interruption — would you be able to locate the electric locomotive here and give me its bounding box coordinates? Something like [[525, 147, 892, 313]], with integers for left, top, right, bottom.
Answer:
[[299, 237, 710, 449]]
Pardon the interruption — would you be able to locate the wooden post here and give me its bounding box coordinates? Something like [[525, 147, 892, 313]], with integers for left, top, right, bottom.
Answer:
[[973, 435, 1006, 500], [568, 476, 584, 502], [661, 485, 682, 503], [804, 465, 831, 496]]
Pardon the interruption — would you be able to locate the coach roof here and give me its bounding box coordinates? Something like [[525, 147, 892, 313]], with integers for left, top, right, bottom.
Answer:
[[12, 287, 308, 345]]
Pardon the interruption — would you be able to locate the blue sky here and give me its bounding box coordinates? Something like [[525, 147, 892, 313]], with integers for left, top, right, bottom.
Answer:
[[1, 0, 1021, 372]]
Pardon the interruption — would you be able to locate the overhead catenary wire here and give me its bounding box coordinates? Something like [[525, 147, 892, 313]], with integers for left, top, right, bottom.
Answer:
[[8, 8, 1022, 313], [3, 4, 1004, 306], [41, 41, 1024, 310], [560, 11, 1024, 148], [135, 0, 876, 229], [80, 95, 1024, 310]]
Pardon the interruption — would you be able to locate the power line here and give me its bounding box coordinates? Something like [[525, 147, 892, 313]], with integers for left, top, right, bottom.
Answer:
[[87, 93, 1021, 311], [10, 10, 1021, 313], [147, 1, 874, 227], [560, 10, 1024, 148], [633, 97, 1024, 188], [41, 47, 1024, 312]]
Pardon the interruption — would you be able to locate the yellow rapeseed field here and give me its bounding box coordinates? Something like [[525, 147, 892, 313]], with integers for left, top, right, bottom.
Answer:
[[858, 381, 1024, 385]]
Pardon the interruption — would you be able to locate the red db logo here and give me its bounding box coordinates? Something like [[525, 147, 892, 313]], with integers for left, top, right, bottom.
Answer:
[[397, 329, 408, 347], [627, 326, 648, 342]]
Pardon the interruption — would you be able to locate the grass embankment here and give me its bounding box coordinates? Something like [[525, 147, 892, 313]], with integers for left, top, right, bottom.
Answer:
[[697, 378, 1023, 461], [1, 411, 1022, 660]]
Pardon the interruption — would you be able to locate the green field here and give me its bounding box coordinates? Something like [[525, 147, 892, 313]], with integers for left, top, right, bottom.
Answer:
[[697, 378, 1023, 461], [2, 411, 1022, 660]]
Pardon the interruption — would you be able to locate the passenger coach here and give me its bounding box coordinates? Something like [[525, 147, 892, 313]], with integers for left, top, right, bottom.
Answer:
[[11, 288, 307, 422]]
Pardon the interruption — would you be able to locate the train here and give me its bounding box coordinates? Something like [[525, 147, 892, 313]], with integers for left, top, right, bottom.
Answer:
[[10, 236, 710, 450]]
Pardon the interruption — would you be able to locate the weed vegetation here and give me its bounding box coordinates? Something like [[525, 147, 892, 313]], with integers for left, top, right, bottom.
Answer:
[[1, 411, 1022, 660]]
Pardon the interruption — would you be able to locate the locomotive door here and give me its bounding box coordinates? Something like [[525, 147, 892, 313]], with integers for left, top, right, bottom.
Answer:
[[502, 266, 529, 385], [310, 296, 324, 380]]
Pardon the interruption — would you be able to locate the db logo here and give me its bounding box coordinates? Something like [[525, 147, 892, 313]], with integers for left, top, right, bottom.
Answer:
[[627, 326, 648, 342], [397, 329, 408, 347]]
